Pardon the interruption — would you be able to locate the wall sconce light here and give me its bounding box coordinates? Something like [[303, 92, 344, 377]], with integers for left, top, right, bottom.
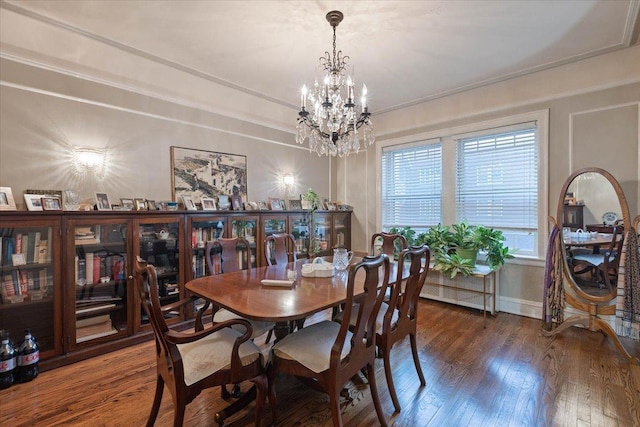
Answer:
[[283, 174, 295, 187], [73, 147, 106, 175]]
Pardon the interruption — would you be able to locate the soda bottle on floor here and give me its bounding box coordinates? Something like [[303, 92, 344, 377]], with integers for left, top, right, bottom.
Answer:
[[17, 329, 39, 382], [0, 330, 16, 389]]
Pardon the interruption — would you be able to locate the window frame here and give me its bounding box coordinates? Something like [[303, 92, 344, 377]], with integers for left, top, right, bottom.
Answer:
[[376, 109, 549, 260]]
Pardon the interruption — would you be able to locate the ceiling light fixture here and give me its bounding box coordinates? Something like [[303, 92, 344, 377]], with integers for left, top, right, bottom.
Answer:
[[296, 10, 374, 157]]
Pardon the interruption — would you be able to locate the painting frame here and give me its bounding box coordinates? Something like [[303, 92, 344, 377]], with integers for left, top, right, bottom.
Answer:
[[288, 199, 302, 210], [134, 198, 147, 211], [0, 187, 17, 211], [170, 146, 247, 206]]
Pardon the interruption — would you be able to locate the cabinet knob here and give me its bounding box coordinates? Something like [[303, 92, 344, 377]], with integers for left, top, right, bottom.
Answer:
[[128, 275, 133, 280]]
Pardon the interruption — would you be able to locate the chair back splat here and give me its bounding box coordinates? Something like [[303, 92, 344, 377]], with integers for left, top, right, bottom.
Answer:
[[370, 231, 407, 257], [264, 233, 296, 266]]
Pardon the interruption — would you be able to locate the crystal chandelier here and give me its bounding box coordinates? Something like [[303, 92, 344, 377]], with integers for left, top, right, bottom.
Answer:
[[296, 10, 374, 157]]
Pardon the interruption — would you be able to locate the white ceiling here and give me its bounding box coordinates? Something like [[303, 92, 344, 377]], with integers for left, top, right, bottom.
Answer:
[[2, 0, 639, 114]]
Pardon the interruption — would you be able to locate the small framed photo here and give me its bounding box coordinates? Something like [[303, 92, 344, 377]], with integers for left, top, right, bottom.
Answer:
[[288, 199, 302, 210], [95, 193, 112, 211], [146, 200, 157, 210], [301, 199, 313, 210], [41, 196, 62, 211], [231, 195, 243, 211], [24, 194, 45, 211], [258, 201, 269, 210], [0, 187, 17, 211], [326, 202, 337, 211], [134, 198, 147, 211], [269, 197, 283, 210], [182, 195, 197, 211], [120, 198, 134, 210], [201, 197, 217, 211]]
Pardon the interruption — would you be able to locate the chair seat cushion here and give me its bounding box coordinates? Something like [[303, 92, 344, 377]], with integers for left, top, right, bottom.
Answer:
[[271, 320, 352, 373], [334, 302, 399, 334], [214, 308, 275, 338], [177, 327, 261, 386]]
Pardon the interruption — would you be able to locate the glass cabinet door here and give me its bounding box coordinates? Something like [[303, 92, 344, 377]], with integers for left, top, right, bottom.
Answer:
[[261, 214, 288, 265], [230, 215, 258, 267], [0, 218, 61, 360], [332, 212, 350, 249], [313, 213, 332, 256], [135, 216, 182, 327], [188, 216, 227, 280], [68, 218, 129, 348], [289, 213, 310, 259]]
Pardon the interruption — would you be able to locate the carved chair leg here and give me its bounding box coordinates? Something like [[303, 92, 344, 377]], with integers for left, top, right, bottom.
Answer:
[[147, 375, 164, 427], [410, 332, 426, 386], [367, 362, 388, 427], [382, 345, 401, 413]]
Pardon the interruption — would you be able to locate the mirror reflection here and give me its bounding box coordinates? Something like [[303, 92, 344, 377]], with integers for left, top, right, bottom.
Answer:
[[561, 172, 624, 297]]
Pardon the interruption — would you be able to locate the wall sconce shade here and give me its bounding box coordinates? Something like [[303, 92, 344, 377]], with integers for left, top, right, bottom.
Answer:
[[283, 174, 295, 186], [73, 147, 106, 174]]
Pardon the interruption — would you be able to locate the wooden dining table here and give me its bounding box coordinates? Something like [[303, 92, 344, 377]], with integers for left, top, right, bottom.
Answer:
[[185, 257, 407, 341]]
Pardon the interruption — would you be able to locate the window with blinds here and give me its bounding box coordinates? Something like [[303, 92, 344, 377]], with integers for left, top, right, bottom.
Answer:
[[456, 128, 538, 254], [381, 141, 442, 233]]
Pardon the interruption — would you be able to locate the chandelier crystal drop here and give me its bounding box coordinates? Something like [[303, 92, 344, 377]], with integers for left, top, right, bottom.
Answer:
[[296, 10, 374, 157]]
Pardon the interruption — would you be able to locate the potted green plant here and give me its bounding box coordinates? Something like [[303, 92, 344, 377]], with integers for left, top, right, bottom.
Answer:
[[392, 222, 514, 279]]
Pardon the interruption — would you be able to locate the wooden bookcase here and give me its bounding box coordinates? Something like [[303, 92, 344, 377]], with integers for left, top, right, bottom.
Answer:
[[0, 209, 351, 370]]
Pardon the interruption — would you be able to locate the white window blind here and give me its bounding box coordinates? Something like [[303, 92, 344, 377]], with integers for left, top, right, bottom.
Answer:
[[381, 141, 442, 232], [456, 128, 538, 251]]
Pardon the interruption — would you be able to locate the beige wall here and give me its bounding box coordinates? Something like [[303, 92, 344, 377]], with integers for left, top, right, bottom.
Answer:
[[0, 59, 331, 207], [337, 46, 640, 317]]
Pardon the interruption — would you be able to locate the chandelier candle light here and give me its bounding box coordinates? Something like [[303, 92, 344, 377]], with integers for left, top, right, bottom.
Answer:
[[296, 10, 374, 157]]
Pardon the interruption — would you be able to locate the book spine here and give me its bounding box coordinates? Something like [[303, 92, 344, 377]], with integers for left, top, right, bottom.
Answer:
[[93, 254, 100, 284], [33, 231, 41, 263], [15, 233, 22, 254], [86, 253, 94, 285]]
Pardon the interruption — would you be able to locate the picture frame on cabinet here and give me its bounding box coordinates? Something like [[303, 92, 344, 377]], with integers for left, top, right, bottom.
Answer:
[[231, 195, 243, 211], [95, 193, 112, 211], [134, 198, 147, 211], [0, 187, 17, 211], [120, 198, 134, 210], [288, 199, 302, 210], [217, 195, 231, 210], [201, 197, 217, 211], [258, 201, 269, 210], [146, 200, 157, 210], [24, 194, 45, 211], [182, 195, 197, 211], [41, 196, 62, 211], [170, 146, 247, 204], [269, 197, 283, 210]]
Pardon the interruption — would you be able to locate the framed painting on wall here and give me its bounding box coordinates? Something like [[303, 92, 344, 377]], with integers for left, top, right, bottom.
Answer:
[[170, 146, 247, 205]]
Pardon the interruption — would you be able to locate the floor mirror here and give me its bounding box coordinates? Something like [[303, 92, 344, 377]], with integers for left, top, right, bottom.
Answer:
[[543, 167, 639, 364]]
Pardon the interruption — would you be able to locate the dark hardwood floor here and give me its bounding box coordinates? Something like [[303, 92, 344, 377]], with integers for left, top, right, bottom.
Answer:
[[1, 299, 639, 426]]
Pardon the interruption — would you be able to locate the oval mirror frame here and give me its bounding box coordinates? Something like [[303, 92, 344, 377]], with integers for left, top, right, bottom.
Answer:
[[556, 167, 630, 303]]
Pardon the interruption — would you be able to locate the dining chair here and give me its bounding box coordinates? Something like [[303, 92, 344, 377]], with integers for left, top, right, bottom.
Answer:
[[205, 238, 276, 398], [204, 238, 274, 339], [133, 257, 272, 427], [268, 254, 391, 427], [264, 232, 297, 266], [572, 227, 625, 290], [334, 245, 430, 412], [264, 232, 302, 334], [370, 231, 407, 257]]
